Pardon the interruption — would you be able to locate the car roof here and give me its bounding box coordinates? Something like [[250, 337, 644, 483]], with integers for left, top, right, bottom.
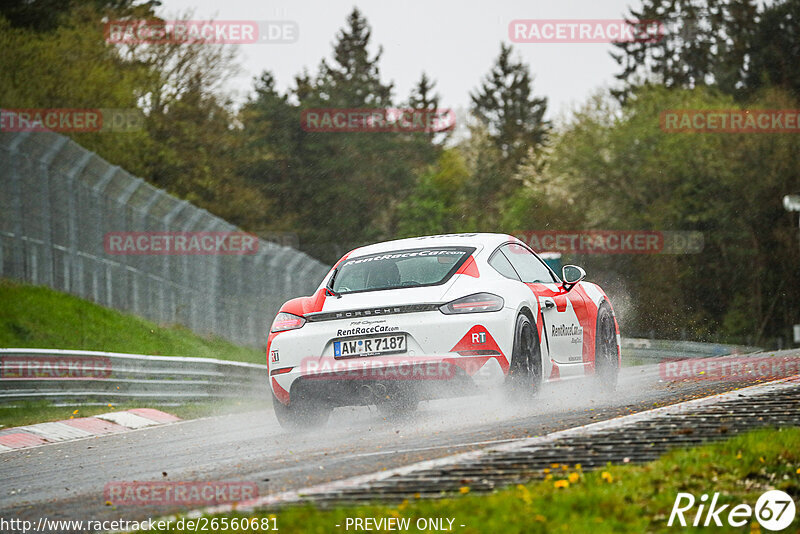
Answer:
[[347, 233, 518, 257]]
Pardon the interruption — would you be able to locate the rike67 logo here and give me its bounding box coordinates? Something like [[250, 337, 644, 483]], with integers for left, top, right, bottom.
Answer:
[[669, 490, 796, 531]]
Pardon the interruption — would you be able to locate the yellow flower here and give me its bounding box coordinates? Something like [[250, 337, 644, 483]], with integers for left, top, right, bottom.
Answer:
[[414, 493, 421, 499], [534, 515, 546, 522], [517, 484, 532, 504], [796, 467, 800, 474], [398, 499, 408, 511], [459, 486, 470, 494], [601, 471, 614, 483], [550, 463, 560, 468], [545, 474, 553, 481], [736, 452, 742, 459], [568, 472, 580, 484], [543, 468, 550, 474], [759, 457, 765, 463], [554, 480, 569, 489], [561, 465, 568, 471], [575, 463, 582, 470], [72, 409, 79, 415]]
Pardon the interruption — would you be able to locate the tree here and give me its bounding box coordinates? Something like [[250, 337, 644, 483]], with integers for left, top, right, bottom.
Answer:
[[315, 7, 393, 107], [743, 0, 800, 98], [237, 71, 304, 234], [395, 148, 472, 237], [525, 85, 800, 343], [470, 43, 549, 170], [408, 72, 440, 111], [0, 0, 160, 32], [401, 72, 448, 166], [0, 10, 152, 174], [238, 9, 441, 262], [608, 0, 798, 100]]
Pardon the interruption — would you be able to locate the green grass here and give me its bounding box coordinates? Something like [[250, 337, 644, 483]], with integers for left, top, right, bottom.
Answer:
[[0, 279, 264, 364], [152, 427, 800, 533], [0, 401, 119, 428]]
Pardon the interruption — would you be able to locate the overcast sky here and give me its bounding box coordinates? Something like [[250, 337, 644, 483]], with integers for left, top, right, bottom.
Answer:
[[158, 0, 641, 121]]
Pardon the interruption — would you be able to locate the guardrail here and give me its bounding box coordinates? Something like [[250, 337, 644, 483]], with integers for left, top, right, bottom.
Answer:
[[0, 340, 764, 405], [0, 348, 267, 404], [621, 338, 761, 363]]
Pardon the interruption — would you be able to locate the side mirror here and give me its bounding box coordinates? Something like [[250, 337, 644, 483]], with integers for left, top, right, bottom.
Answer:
[[561, 265, 586, 290]]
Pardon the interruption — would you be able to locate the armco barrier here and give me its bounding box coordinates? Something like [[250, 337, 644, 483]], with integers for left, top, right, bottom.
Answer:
[[0, 348, 266, 404], [0, 340, 762, 405], [621, 338, 760, 363]]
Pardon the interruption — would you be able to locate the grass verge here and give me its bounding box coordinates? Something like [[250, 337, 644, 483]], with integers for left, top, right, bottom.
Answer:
[[0, 278, 264, 363], [152, 427, 800, 533]]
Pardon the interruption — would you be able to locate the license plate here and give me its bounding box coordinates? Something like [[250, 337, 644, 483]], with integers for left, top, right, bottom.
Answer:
[[334, 334, 406, 358]]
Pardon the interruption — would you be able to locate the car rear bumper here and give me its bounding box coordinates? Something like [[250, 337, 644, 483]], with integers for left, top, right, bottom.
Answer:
[[268, 307, 517, 405]]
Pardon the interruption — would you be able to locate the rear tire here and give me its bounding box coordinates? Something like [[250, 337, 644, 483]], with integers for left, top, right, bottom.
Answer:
[[594, 303, 619, 393], [272, 393, 332, 431], [506, 313, 542, 401]]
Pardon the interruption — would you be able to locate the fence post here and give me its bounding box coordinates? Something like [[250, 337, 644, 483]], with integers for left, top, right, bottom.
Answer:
[[136, 188, 164, 322], [181, 208, 205, 330], [203, 218, 224, 336], [5, 132, 32, 281], [37, 136, 69, 287], [161, 200, 190, 325], [91, 165, 120, 305], [117, 177, 146, 313], [64, 152, 93, 294]]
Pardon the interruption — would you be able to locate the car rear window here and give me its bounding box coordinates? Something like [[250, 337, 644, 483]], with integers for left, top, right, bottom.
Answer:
[[331, 247, 475, 294]]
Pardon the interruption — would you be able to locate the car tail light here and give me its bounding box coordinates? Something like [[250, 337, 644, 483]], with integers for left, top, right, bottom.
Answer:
[[439, 293, 504, 314], [271, 312, 306, 333]]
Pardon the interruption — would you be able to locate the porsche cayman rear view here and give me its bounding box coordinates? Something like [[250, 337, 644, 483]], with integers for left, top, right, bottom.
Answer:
[[266, 233, 621, 429]]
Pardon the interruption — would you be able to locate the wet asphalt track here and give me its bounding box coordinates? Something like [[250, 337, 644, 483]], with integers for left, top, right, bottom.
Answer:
[[1, 353, 798, 525]]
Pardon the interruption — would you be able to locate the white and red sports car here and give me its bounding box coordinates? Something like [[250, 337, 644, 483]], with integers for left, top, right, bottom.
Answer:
[[267, 233, 620, 429]]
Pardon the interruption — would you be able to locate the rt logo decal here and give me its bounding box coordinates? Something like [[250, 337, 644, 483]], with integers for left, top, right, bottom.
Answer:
[[471, 332, 486, 344], [270, 350, 279, 363]]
